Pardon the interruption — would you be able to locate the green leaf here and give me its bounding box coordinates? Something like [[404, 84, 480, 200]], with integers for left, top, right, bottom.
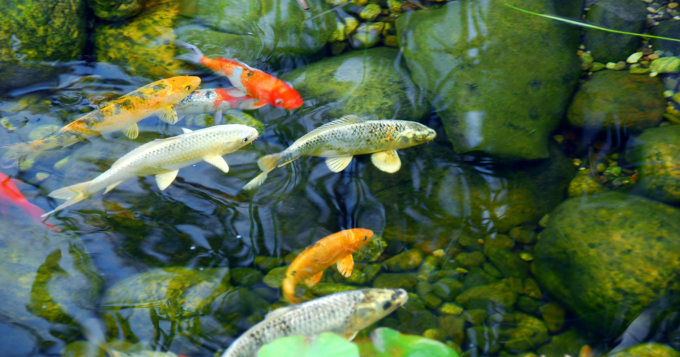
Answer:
[[358, 328, 459, 357], [257, 333, 360, 357]]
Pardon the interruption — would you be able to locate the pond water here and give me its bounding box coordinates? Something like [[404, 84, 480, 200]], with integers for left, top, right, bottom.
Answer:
[[1, 0, 680, 356]]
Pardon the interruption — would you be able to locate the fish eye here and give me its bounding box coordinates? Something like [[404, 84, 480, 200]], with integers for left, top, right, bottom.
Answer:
[[363, 236, 368, 241], [243, 137, 249, 142], [275, 98, 284, 105], [184, 85, 192, 91]]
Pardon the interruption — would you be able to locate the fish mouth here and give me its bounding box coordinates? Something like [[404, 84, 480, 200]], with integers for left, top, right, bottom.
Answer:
[[426, 129, 437, 141]]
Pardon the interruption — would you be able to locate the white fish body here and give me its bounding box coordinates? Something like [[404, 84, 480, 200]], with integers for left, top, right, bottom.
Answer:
[[43, 124, 259, 216], [221, 288, 408, 357], [176, 88, 264, 124], [243, 115, 436, 190]]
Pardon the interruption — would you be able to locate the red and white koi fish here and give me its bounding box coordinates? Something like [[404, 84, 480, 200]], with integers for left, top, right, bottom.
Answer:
[[175, 87, 266, 124], [0, 173, 58, 231], [175, 41, 304, 110]]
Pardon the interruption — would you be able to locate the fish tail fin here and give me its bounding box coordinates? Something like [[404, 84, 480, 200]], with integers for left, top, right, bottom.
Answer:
[[282, 277, 302, 305], [242, 153, 282, 191], [174, 40, 205, 64], [43, 181, 93, 217], [0, 142, 42, 168], [20, 202, 60, 232]]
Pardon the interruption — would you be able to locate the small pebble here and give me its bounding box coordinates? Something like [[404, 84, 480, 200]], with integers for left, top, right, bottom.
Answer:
[[626, 51, 644, 63], [630, 67, 651, 74], [670, 2, 679, 9], [432, 249, 445, 258], [573, 158, 582, 166], [590, 62, 606, 72], [35, 172, 50, 182], [519, 252, 534, 261], [648, 53, 660, 60], [438, 302, 464, 315], [455, 267, 468, 274]]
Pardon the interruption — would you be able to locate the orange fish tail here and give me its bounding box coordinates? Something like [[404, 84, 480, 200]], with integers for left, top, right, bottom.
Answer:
[[282, 273, 302, 304]]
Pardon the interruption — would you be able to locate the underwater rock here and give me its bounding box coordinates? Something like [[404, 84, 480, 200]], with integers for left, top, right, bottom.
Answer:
[[536, 328, 587, 357], [176, 0, 336, 67], [568, 172, 608, 197], [455, 280, 518, 311], [432, 278, 465, 301], [627, 126, 680, 204], [465, 325, 501, 354], [438, 315, 465, 345], [534, 192, 680, 336], [310, 283, 359, 296], [464, 267, 497, 289], [396, 0, 582, 161], [484, 246, 529, 279], [609, 343, 680, 357], [488, 312, 550, 352], [88, 0, 145, 21], [516, 296, 541, 314], [262, 266, 288, 288], [372, 273, 418, 291], [384, 249, 424, 272], [539, 302, 566, 333], [567, 70, 665, 133], [280, 47, 429, 120], [652, 21, 680, 55], [0, 216, 102, 353], [0, 0, 86, 90], [93, 1, 183, 79], [583, 0, 647, 63], [255, 256, 284, 272], [230, 267, 263, 287], [100, 267, 231, 350], [453, 251, 485, 270]]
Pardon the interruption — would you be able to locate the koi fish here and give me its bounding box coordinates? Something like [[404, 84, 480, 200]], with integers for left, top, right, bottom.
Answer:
[[175, 87, 266, 124], [175, 41, 303, 110], [0, 173, 58, 231], [283, 228, 374, 304], [0, 76, 201, 168], [297, 0, 310, 10], [43, 124, 259, 216], [220, 288, 408, 357], [243, 115, 436, 190]]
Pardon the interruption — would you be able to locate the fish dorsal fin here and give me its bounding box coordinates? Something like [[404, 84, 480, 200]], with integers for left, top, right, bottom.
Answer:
[[296, 115, 364, 143], [181, 128, 193, 134], [265, 305, 296, 321]]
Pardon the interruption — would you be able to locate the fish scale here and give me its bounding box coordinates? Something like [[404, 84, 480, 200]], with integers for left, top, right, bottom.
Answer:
[[221, 288, 408, 357]]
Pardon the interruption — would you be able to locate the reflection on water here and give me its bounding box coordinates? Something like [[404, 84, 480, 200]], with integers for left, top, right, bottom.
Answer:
[[1, 0, 680, 356]]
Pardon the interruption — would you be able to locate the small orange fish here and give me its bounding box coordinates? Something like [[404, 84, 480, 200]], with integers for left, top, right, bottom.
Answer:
[[1, 76, 201, 168], [175, 41, 303, 110], [283, 228, 374, 304], [0, 173, 58, 231]]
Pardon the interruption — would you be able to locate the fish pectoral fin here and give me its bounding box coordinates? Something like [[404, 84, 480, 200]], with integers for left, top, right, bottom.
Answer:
[[304, 271, 323, 287], [326, 156, 353, 173], [104, 181, 124, 194], [265, 305, 296, 321], [205, 155, 229, 173], [213, 110, 223, 125], [181, 127, 193, 134], [342, 331, 359, 341], [336, 254, 354, 278], [227, 67, 248, 93], [122, 123, 139, 139], [158, 106, 179, 124], [155, 170, 179, 191], [371, 150, 401, 173]]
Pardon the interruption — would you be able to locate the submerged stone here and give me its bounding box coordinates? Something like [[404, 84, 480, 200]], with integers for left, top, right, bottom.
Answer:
[[609, 343, 680, 357], [262, 266, 288, 288], [485, 246, 529, 279], [230, 267, 263, 287], [384, 249, 424, 272], [534, 192, 680, 336], [627, 124, 680, 204], [536, 328, 587, 357], [455, 280, 518, 311], [396, 0, 582, 161], [567, 70, 665, 133], [539, 302, 566, 333], [583, 0, 646, 63], [88, 0, 144, 21], [372, 273, 418, 291]]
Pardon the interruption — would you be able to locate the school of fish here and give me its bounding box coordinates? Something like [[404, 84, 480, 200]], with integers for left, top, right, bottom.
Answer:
[[0, 38, 437, 357]]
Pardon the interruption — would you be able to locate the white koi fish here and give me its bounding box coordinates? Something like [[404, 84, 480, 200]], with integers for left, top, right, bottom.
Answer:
[[43, 124, 259, 216]]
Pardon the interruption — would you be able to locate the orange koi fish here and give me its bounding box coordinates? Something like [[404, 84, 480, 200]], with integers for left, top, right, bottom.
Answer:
[[1, 76, 201, 168], [283, 228, 374, 304], [0, 173, 58, 231], [175, 41, 303, 110]]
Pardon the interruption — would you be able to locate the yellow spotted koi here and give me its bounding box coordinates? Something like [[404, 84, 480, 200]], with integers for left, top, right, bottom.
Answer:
[[0, 76, 201, 168]]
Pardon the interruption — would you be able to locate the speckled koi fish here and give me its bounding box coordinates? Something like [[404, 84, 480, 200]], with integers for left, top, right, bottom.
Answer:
[[42, 124, 258, 216], [175, 41, 303, 110], [220, 288, 407, 357], [175, 87, 266, 124], [0, 76, 201, 168], [283, 228, 374, 304], [243, 115, 436, 190]]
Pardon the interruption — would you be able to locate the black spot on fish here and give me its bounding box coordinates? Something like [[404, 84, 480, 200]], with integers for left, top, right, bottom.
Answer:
[[382, 301, 392, 310]]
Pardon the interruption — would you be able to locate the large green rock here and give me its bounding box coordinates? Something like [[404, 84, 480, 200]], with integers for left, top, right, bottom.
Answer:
[[627, 126, 680, 204], [395, 0, 582, 161], [567, 70, 665, 133], [0, 216, 102, 354], [176, 0, 336, 66], [652, 21, 680, 55], [534, 192, 680, 336], [583, 0, 647, 63], [280, 47, 430, 120], [609, 343, 680, 357], [536, 328, 587, 357], [0, 0, 86, 90], [88, 0, 146, 21]]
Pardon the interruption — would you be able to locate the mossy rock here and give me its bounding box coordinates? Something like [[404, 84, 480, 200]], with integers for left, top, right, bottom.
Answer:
[[396, 0, 582, 161], [384, 249, 424, 272], [88, 0, 146, 21], [0, 0, 86, 90], [534, 192, 680, 336], [627, 126, 680, 204], [609, 343, 680, 357], [583, 0, 647, 63], [93, 1, 184, 79], [455, 280, 518, 311], [567, 70, 665, 133], [280, 47, 430, 121], [373, 273, 418, 291], [100, 267, 231, 348], [652, 20, 680, 55], [484, 246, 529, 279], [176, 0, 336, 67], [536, 328, 587, 357]]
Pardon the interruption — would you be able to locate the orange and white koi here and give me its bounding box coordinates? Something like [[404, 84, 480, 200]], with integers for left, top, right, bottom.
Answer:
[[0, 173, 58, 231], [0, 76, 201, 168], [282, 228, 374, 304], [175, 41, 303, 110], [175, 87, 266, 124]]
